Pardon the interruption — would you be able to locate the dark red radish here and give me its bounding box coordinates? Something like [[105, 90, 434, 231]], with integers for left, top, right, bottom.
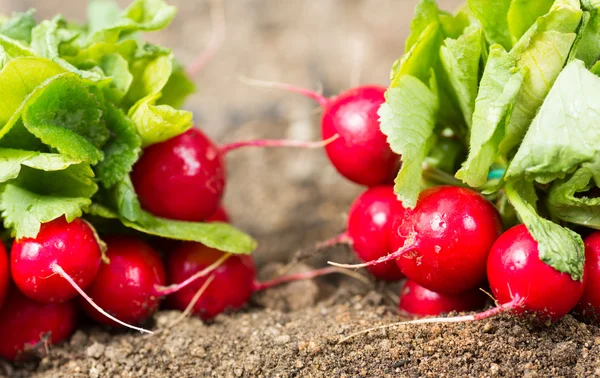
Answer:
[[575, 232, 600, 322], [0, 287, 77, 361], [206, 206, 229, 223], [132, 128, 335, 222], [346, 186, 406, 281], [80, 236, 166, 327], [331, 186, 502, 294], [399, 280, 487, 318], [162, 242, 364, 320], [243, 79, 400, 186], [0, 241, 7, 310], [11, 217, 102, 303], [166, 243, 256, 320]]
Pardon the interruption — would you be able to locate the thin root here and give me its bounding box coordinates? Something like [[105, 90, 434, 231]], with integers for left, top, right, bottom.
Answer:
[[166, 275, 216, 329]]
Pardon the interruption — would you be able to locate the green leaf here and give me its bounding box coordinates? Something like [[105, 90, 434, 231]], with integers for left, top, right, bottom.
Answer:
[[575, 1, 600, 66], [87, 0, 122, 35], [128, 93, 193, 146], [506, 60, 600, 183], [1, 183, 91, 239], [158, 60, 196, 108], [0, 35, 34, 58], [14, 163, 97, 199], [439, 26, 482, 128], [500, 0, 582, 156], [392, 22, 442, 86], [0, 9, 36, 43], [455, 45, 523, 187], [547, 158, 600, 229], [0, 57, 66, 134], [467, 0, 512, 50], [95, 102, 142, 188], [21, 72, 109, 162], [123, 48, 172, 106], [507, 0, 554, 44], [98, 53, 134, 101], [505, 181, 585, 282], [89, 0, 177, 43], [0, 149, 83, 183], [405, 0, 442, 53], [88, 204, 257, 254], [379, 75, 439, 208]]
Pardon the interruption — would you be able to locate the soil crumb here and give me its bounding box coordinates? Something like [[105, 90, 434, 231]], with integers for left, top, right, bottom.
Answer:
[[5, 275, 600, 378]]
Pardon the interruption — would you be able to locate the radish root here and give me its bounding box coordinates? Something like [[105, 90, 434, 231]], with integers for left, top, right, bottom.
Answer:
[[51, 263, 153, 335]]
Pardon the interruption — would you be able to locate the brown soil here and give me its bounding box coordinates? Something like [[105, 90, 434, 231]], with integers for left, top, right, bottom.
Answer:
[[4, 266, 600, 378]]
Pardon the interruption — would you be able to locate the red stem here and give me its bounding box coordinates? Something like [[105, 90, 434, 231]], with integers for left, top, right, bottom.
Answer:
[[328, 234, 418, 269], [253, 266, 365, 292], [318, 231, 352, 249], [238, 76, 330, 108], [219, 134, 339, 156]]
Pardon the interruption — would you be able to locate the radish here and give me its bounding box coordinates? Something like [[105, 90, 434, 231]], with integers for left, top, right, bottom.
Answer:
[[340, 225, 586, 343], [398, 280, 487, 318], [11, 217, 102, 303], [331, 186, 502, 294], [0, 287, 77, 361], [242, 78, 400, 186], [573, 232, 600, 322], [0, 241, 7, 310], [162, 242, 364, 320], [486, 224, 586, 322], [80, 236, 166, 327], [131, 128, 336, 222], [346, 186, 406, 281]]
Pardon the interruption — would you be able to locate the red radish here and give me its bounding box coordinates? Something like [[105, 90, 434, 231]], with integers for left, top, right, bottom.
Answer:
[[132, 128, 335, 222], [162, 242, 363, 320], [346, 186, 406, 281], [340, 225, 586, 343], [0, 241, 7, 310], [399, 280, 487, 318], [575, 232, 600, 322], [331, 186, 502, 294], [0, 287, 77, 361], [11, 217, 101, 303], [243, 79, 400, 186], [206, 206, 229, 223], [80, 236, 166, 327]]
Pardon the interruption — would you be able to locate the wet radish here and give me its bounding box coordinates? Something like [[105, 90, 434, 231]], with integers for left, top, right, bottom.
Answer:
[[399, 280, 487, 318], [11, 217, 102, 303], [0, 287, 77, 361], [132, 128, 335, 222], [331, 186, 503, 294], [80, 236, 166, 327]]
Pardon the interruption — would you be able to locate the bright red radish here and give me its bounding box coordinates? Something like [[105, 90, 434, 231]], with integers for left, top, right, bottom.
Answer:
[[0, 242, 7, 310], [132, 128, 334, 222], [331, 186, 502, 294], [11, 217, 101, 303], [487, 224, 585, 322], [398, 280, 487, 318], [575, 232, 600, 322], [163, 242, 361, 320], [244, 79, 400, 186], [80, 236, 166, 327], [346, 186, 406, 281], [0, 287, 77, 361]]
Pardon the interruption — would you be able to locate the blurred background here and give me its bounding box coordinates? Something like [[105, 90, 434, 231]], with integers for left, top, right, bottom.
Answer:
[[0, 0, 462, 264]]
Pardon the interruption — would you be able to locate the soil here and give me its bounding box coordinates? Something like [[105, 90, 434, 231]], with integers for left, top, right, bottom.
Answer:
[[4, 266, 600, 378], [2, 0, 600, 377]]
